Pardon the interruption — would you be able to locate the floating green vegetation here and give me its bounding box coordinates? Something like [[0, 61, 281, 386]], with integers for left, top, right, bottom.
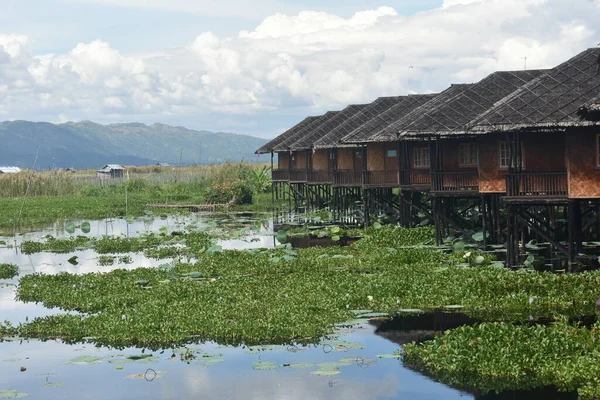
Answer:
[[403, 322, 600, 399], [22, 236, 91, 254], [21, 231, 214, 258], [5, 226, 600, 351], [98, 256, 116, 266], [0, 264, 18, 279]]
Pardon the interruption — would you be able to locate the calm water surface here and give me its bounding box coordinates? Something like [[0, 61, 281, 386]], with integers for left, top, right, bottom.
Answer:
[[0, 213, 471, 399]]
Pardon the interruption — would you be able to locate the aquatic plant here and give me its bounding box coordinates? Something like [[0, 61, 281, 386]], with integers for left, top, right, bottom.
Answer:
[[22, 236, 91, 255], [0, 264, 18, 279], [403, 322, 600, 398]]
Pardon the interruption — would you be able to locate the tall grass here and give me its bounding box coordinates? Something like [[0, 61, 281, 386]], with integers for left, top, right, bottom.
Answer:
[[0, 163, 270, 199]]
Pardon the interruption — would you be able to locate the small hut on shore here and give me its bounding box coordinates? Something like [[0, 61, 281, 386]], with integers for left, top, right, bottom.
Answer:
[[97, 164, 125, 179], [0, 166, 22, 174]]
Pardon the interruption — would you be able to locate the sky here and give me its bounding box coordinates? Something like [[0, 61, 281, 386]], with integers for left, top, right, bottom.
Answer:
[[1, 0, 599, 139]]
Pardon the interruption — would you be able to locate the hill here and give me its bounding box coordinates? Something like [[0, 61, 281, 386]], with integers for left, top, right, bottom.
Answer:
[[0, 120, 268, 169]]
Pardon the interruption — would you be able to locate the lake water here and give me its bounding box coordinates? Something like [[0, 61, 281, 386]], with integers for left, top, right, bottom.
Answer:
[[0, 213, 474, 399]]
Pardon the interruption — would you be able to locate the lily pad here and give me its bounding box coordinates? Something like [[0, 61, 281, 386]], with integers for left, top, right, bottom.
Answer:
[[2, 359, 21, 363], [317, 361, 353, 369], [310, 369, 341, 376], [125, 371, 167, 380], [397, 309, 423, 314], [0, 389, 28, 398], [42, 382, 64, 388], [81, 222, 91, 234], [350, 309, 372, 315], [65, 222, 75, 234], [356, 312, 389, 318], [444, 305, 464, 310], [108, 358, 135, 365], [66, 355, 103, 365], [202, 358, 225, 365], [287, 363, 314, 368], [252, 361, 278, 370], [376, 354, 402, 359]]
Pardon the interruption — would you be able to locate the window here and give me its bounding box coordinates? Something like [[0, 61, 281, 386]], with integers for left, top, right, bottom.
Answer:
[[329, 151, 336, 160], [355, 151, 363, 159], [597, 134, 600, 167], [499, 141, 525, 169], [386, 149, 397, 158], [413, 147, 430, 168], [459, 143, 478, 167], [499, 142, 509, 168]]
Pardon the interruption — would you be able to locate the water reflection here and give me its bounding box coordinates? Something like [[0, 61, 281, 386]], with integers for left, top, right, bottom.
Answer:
[[0, 323, 470, 400]]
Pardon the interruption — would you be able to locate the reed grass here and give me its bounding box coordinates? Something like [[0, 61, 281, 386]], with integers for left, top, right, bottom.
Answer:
[[0, 162, 273, 230]]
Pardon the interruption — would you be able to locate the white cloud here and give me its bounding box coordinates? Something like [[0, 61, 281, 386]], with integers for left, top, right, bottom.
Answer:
[[65, 0, 290, 18], [1, 0, 599, 136]]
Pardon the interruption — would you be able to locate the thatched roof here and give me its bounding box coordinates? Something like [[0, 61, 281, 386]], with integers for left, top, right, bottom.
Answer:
[[272, 111, 340, 152], [312, 96, 408, 149], [255, 115, 321, 154], [339, 94, 438, 144], [364, 85, 473, 143], [289, 104, 369, 150], [398, 69, 548, 138], [470, 48, 600, 133]]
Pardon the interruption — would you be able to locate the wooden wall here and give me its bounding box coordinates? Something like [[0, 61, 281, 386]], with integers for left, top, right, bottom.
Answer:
[[312, 149, 329, 170], [277, 152, 289, 170], [478, 133, 505, 193], [294, 150, 308, 169], [337, 148, 355, 170], [522, 132, 565, 172], [367, 143, 385, 171], [440, 139, 479, 172], [567, 129, 600, 198]]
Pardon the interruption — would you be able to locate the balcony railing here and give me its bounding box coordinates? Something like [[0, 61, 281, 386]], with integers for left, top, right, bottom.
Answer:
[[432, 171, 479, 193], [289, 169, 308, 182], [400, 169, 431, 187], [307, 170, 333, 184], [364, 170, 399, 186], [506, 172, 567, 197], [272, 169, 290, 181], [333, 170, 363, 186]]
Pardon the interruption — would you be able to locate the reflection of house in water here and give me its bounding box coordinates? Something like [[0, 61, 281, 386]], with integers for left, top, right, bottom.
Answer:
[[370, 310, 478, 346], [97, 164, 125, 179]]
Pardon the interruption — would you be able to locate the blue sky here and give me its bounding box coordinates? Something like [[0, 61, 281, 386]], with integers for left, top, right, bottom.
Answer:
[[0, 0, 598, 138]]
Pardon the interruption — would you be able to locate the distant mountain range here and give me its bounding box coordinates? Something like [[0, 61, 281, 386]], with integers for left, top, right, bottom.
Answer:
[[0, 120, 269, 169]]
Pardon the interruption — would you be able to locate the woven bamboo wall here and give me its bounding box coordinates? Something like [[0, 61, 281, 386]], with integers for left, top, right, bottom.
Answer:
[[478, 134, 505, 193], [295, 150, 308, 169], [567, 129, 600, 198], [337, 148, 355, 170], [312, 149, 329, 170], [278, 152, 289, 169], [367, 143, 385, 171]]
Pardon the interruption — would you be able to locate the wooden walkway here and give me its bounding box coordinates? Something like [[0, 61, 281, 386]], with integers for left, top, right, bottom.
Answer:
[[147, 203, 231, 212]]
